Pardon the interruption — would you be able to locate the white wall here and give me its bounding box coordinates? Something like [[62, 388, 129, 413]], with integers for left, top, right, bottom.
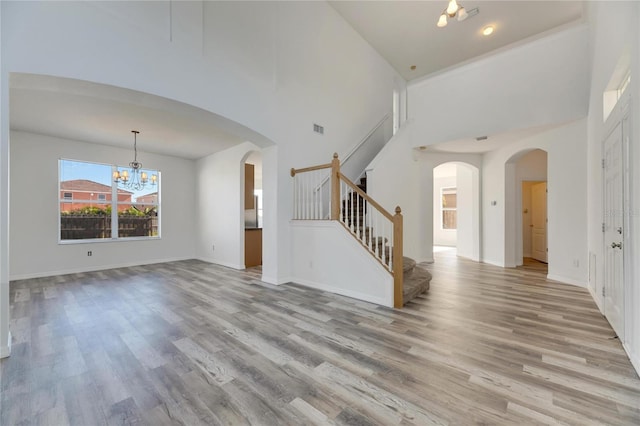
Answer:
[[482, 120, 588, 286], [0, 1, 9, 357], [433, 175, 457, 246], [407, 24, 589, 148], [456, 164, 480, 261], [367, 128, 482, 264], [586, 1, 640, 374], [9, 131, 196, 279], [196, 141, 260, 270], [290, 221, 394, 307]]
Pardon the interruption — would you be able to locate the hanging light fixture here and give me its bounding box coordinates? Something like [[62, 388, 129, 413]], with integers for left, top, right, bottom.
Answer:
[[113, 130, 157, 191], [437, 0, 474, 28]]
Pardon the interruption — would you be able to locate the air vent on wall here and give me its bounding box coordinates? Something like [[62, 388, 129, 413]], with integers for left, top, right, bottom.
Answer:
[[313, 123, 324, 135]]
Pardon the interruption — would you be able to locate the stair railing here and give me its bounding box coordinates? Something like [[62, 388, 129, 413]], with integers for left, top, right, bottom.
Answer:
[[315, 113, 392, 218], [291, 153, 403, 307]]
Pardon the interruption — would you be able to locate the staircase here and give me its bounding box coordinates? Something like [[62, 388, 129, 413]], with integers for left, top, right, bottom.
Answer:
[[346, 176, 432, 305]]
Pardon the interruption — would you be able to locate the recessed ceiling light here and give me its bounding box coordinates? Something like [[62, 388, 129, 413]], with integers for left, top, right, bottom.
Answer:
[[482, 25, 494, 36], [410, 65, 417, 71]]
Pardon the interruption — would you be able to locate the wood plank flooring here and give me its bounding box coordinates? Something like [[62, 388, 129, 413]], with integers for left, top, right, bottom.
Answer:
[[2, 251, 639, 425]]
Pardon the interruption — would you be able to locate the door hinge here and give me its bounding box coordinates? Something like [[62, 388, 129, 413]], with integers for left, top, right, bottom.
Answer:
[[602, 286, 605, 297], [602, 222, 605, 232], [602, 159, 605, 169]]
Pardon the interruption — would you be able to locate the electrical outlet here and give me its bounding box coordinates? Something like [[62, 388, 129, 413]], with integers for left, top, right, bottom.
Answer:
[[87, 251, 92, 257]]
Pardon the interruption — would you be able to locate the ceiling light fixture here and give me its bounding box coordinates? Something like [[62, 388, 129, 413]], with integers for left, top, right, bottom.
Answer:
[[113, 130, 157, 191], [437, 0, 470, 28], [482, 25, 495, 36]]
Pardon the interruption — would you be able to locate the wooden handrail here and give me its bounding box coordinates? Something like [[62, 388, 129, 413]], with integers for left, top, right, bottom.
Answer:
[[292, 153, 404, 308], [290, 163, 332, 177], [337, 172, 394, 221]]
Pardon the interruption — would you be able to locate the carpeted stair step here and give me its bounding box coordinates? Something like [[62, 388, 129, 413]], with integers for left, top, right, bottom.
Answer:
[[403, 256, 416, 279], [402, 265, 431, 304]]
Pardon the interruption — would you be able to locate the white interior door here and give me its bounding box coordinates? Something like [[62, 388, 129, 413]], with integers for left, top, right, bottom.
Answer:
[[531, 182, 547, 263], [603, 120, 625, 338]]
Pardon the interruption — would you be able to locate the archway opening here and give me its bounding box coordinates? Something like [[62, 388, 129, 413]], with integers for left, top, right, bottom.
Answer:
[[243, 150, 263, 269], [505, 148, 548, 270], [432, 162, 480, 261]]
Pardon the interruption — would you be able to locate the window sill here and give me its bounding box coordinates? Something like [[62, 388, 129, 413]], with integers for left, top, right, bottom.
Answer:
[[58, 236, 161, 245]]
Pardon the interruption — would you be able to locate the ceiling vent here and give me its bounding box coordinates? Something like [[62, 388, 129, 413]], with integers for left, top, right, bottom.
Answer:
[[475, 135, 488, 141], [313, 124, 324, 135]]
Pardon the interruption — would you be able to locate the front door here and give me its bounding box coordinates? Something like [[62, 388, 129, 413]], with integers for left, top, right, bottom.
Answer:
[[531, 182, 547, 263], [603, 116, 626, 339]]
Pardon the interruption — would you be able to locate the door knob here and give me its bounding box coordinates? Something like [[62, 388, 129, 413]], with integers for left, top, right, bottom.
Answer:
[[611, 242, 622, 249], [617, 227, 623, 234]]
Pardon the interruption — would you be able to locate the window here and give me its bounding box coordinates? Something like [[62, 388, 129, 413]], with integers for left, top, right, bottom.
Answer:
[[59, 159, 160, 241], [441, 187, 457, 230]]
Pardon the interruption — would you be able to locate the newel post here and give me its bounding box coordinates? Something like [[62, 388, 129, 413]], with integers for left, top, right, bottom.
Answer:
[[330, 153, 340, 220], [393, 206, 403, 308]]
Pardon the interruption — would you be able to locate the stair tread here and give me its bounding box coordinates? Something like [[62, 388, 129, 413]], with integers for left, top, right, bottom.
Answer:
[[402, 266, 431, 304]]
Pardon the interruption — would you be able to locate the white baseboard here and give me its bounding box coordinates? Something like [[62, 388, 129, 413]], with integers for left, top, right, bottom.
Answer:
[[546, 274, 587, 288], [9, 257, 193, 281], [481, 258, 505, 267], [623, 342, 640, 378], [261, 275, 291, 286], [0, 331, 11, 358], [196, 257, 245, 270], [290, 276, 393, 308]]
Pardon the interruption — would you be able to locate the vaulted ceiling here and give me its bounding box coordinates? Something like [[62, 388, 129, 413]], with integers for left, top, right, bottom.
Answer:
[[330, 1, 585, 80], [9, 1, 587, 158]]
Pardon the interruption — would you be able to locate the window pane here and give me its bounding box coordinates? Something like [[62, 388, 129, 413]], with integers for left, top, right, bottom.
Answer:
[[443, 210, 457, 230], [117, 203, 158, 237], [60, 203, 112, 240], [60, 160, 113, 240], [442, 187, 457, 208]]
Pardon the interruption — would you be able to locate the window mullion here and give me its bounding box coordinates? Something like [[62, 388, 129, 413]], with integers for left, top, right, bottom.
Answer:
[[112, 165, 119, 239]]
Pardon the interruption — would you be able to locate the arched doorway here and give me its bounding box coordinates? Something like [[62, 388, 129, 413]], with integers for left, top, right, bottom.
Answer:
[[505, 149, 548, 268], [431, 161, 481, 262]]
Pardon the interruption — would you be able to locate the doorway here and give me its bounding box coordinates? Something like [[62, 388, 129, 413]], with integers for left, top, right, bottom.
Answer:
[[506, 149, 547, 268], [602, 100, 628, 339], [431, 162, 480, 261], [244, 151, 263, 268], [522, 181, 547, 263]]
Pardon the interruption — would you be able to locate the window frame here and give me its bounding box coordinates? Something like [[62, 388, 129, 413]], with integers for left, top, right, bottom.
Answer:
[[441, 186, 457, 231], [58, 158, 161, 244]]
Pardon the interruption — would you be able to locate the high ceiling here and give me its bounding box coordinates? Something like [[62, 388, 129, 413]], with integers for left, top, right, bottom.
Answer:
[[9, 2, 587, 159], [330, 1, 585, 80]]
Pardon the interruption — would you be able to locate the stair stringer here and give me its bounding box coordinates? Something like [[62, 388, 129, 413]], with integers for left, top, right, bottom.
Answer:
[[290, 220, 394, 307]]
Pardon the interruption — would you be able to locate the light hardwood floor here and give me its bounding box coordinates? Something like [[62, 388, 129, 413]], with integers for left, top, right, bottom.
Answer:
[[2, 251, 639, 425]]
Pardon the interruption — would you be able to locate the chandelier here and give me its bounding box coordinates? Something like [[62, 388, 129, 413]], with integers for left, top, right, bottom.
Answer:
[[113, 130, 157, 191], [437, 0, 469, 27]]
